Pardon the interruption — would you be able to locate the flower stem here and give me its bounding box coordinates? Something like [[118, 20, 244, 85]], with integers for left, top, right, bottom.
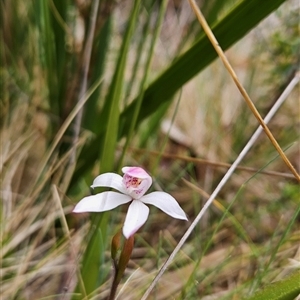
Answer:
[[108, 235, 134, 300], [108, 273, 119, 300]]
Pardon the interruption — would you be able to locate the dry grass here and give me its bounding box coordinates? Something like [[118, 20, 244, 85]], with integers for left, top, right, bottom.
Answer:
[[0, 103, 89, 299], [1, 1, 299, 299]]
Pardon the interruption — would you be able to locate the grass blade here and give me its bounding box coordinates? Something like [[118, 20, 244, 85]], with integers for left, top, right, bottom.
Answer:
[[188, 0, 299, 180], [72, 0, 287, 183], [119, 0, 287, 136], [75, 1, 142, 296], [140, 70, 299, 300], [245, 271, 300, 300]]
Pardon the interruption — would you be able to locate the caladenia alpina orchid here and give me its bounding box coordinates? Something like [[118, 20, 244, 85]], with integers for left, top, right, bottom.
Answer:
[[73, 166, 187, 300], [73, 166, 188, 238]]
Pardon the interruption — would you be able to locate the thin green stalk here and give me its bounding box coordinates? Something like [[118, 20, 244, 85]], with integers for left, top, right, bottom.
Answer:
[[36, 0, 59, 113], [249, 204, 300, 294], [180, 146, 295, 298], [124, 2, 155, 103], [76, 1, 142, 296], [140, 68, 300, 300], [152, 89, 182, 176], [181, 184, 250, 298], [119, 0, 287, 138], [72, 0, 288, 184], [246, 271, 300, 300], [101, 0, 141, 172], [118, 0, 168, 170]]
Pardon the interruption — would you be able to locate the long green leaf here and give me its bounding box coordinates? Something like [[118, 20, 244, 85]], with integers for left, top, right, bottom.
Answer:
[[83, 16, 112, 132], [72, 0, 287, 186], [245, 271, 300, 300], [75, 1, 141, 296], [100, 0, 141, 173], [119, 0, 287, 136], [34, 0, 59, 115], [49, 0, 69, 117], [118, 0, 168, 168]]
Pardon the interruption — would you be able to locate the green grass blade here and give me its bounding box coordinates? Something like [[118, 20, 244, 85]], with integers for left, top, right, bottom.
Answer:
[[249, 203, 300, 293], [75, 1, 141, 296], [118, 0, 168, 168], [119, 0, 287, 136], [99, 0, 141, 172], [71, 0, 287, 184], [83, 16, 113, 132], [49, 0, 69, 116], [78, 220, 105, 297], [123, 2, 153, 103], [34, 0, 59, 115], [245, 271, 300, 300]]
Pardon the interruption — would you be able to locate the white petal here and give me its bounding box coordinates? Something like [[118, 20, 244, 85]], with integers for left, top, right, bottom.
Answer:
[[123, 200, 149, 239], [91, 173, 127, 194], [141, 191, 188, 220], [73, 191, 131, 213]]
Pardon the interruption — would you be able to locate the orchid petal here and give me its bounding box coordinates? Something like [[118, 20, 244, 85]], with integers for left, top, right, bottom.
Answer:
[[73, 191, 131, 213], [141, 191, 188, 220], [91, 173, 127, 194], [123, 200, 149, 239]]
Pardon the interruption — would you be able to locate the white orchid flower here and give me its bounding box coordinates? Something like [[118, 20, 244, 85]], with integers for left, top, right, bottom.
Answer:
[[73, 166, 187, 238]]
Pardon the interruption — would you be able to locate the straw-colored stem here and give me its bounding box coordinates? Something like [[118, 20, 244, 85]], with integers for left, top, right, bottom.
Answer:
[[51, 185, 88, 299], [128, 147, 295, 179], [141, 68, 300, 300], [188, 0, 300, 181], [31, 76, 103, 195]]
